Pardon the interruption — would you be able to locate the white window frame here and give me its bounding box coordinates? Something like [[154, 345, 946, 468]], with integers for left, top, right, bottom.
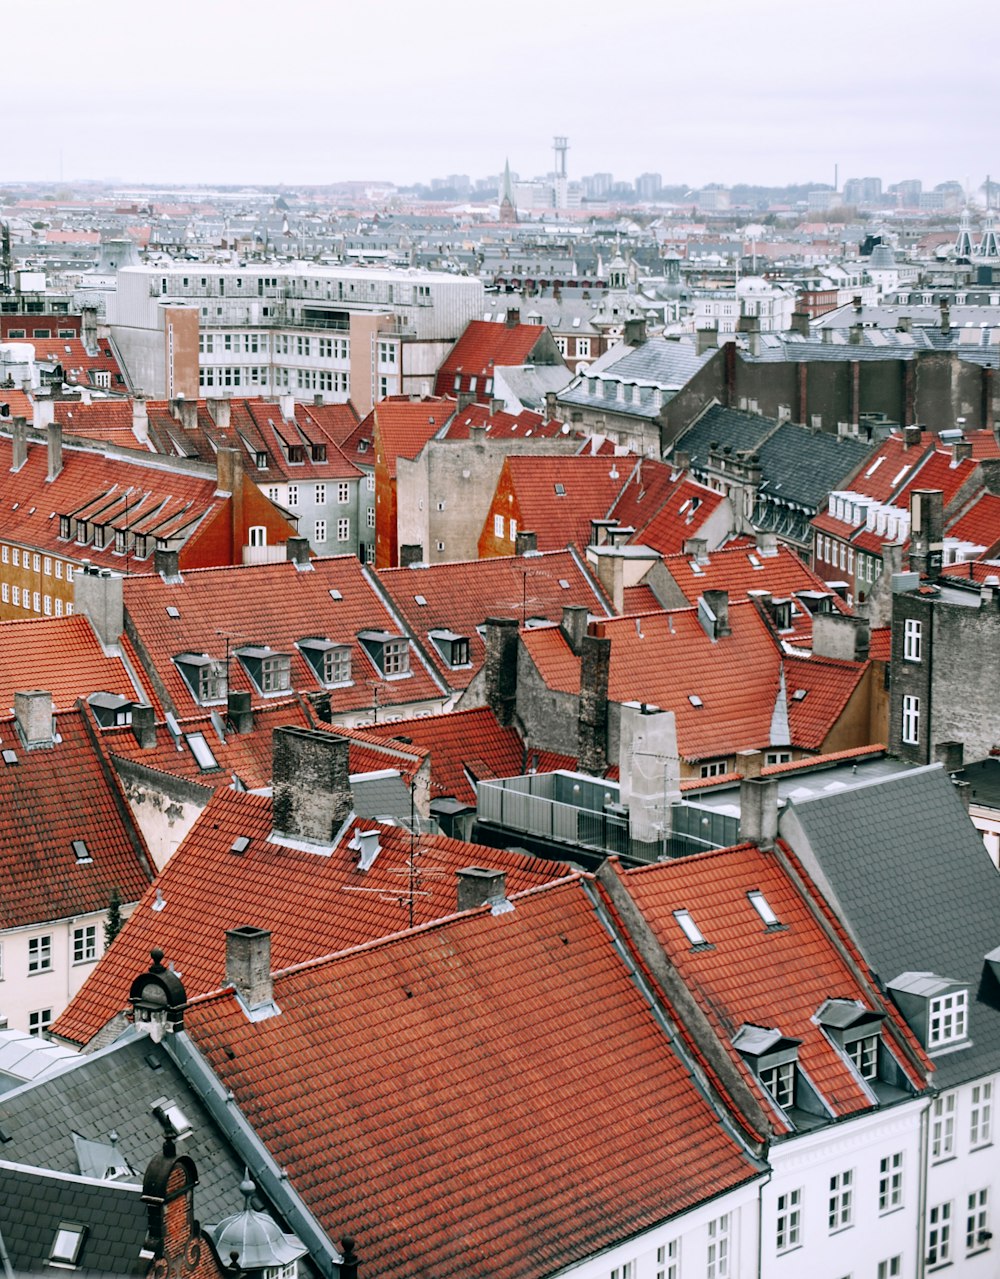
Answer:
[[904, 617, 922, 661], [932, 1093, 956, 1158], [493, 514, 504, 538], [28, 934, 53, 974], [901, 694, 920, 745], [879, 1152, 903, 1213], [314, 519, 327, 544], [929, 993, 967, 1049], [73, 924, 98, 965], [970, 1081, 992, 1147], [966, 1188, 990, 1255], [337, 518, 350, 542], [338, 482, 350, 504], [706, 1214, 730, 1279], [776, 1188, 801, 1252], [927, 1201, 952, 1268], [828, 1169, 853, 1232]]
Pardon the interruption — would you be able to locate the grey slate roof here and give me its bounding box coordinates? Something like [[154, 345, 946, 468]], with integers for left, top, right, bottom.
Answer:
[[350, 771, 414, 822], [745, 330, 1000, 368], [0, 1032, 248, 1223], [558, 338, 713, 419], [0, 1162, 146, 1276], [781, 764, 1000, 1088], [756, 422, 875, 510], [673, 406, 777, 468]]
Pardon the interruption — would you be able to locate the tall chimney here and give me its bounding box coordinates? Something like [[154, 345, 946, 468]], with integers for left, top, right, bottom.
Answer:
[[701, 589, 731, 639], [207, 396, 231, 429], [483, 617, 519, 726], [46, 420, 63, 481], [178, 399, 198, 431], [225, 926, 274, 1012], [271, 726, 353, 845], [33, 397, 55, 432], [514, 530, 538, 556], [74, 568, 124, 648], [909, 488, 944, 578], [227, 690, 253, 735], [14, 690, 54, 749], [940, 298, 951, 335], [279, 393, 296, 421], [10, 416, 28, 471], [215, 446, 243, 498], [560, 604, 589, 655], [132, 391, 149, 444], [577, 633, 611, 776], [457, 866, 507, 912], [739, 776, 779, 850], [130, 703, 157, 749], [286, 536, 311, 567]]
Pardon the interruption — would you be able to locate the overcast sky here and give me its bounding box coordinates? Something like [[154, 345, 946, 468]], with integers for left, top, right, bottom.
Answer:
[[8, 0, 998, 192]]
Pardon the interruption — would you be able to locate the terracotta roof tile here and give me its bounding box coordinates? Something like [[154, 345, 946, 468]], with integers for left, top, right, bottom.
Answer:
[[612, 846, 925, 1126], [439, 401, 563, 440], [434, 320, 550, 398], [488, 455, 632, 553], [53, 401, 144, 450], [370, 398, 455, 478], [54, 789, 559, 1048], [0, 707, 153, 930], [0, 615, 146, 711], [182, 878, 758, 1279], [377, 550, 609, 690], [122, 556, 447, 718]]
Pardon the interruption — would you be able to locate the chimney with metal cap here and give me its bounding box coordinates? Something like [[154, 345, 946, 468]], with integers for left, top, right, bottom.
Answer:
[[354, 828, 381, 871]]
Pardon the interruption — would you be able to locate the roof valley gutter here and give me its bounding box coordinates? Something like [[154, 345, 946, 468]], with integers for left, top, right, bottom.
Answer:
[[163, 1031, 344, 1279], [579, 877, 768, 1169]]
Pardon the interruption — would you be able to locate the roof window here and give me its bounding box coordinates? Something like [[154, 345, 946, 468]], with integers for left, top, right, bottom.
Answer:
[[747, 889, 780, 927], [429, 629, 471, 668], [297, 637, 352, 686], [673, 909, 708, 947], [185, 732, 220, 771], [358, 630, 410, 677], [49, 1223, 87, 1268], [174, 653, 228, 705], [72, 840, 92, 864], [235, 646, 292, 695], [886, 972, 971, 1056], [554, 483, 566, 496], [150, 1096, 192, 1141]]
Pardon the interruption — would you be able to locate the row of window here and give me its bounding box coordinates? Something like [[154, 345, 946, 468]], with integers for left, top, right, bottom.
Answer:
[[553, 335, 593, 358], [931, 1083, 992, 1157], [21, 926, 98, 977], [0, 547, 70, 578], [493, 514, 518, 542], [0, 583, 69, 615], [268, 482, 355, 507], [815, 534, 883, 583], [4, 327, 77, 339], [927, 1191, 992, 1266], [611, 1215, 728, 1279]]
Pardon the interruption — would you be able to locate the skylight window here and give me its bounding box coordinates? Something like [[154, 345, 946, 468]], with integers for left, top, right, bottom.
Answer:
[[674, 909, 708, 946], [748, 890, 780, 927], [329, 588, 343, 601], [49, 1223, 87, 1268], [150, 1097, 192, 1140], [1, 748, 17, 765], [864, 456, 885, 478], [890, 465, 911, 487], [166, 606, 180, 618], [554, 483, 566, 497], [72, 840, 92, 864], [558, 579, 571, 589], [185, 732, 219, 771], [688, 694, 703, 707], [230, 835, 251, 855], [414, 594, 427, 606]]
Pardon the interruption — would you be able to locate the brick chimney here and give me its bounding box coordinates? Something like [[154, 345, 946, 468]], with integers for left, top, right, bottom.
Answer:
[[903, 424, 922, 451], [812, 613, 871, 662], [457, 866, 508, 912], [225, 926, 275, 1013], [215, 446, 243, 499], [909, 488, 944, 578], [577, 633, 610, 775], [286, 536, 311, 567], [154, 546, 181, 582], [514, 530, 537, 555], [505, 308, 520, 328], [271, 726, 353, 846], [14, 690, 54, 749], [131, 703, 157, 749], [483, 617, 519, 726], [400, 544, 424, 566], [700, 589, 731, 639]]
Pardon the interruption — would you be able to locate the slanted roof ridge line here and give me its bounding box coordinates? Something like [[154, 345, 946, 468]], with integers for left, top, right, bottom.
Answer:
[[787, 761, 945, 806], [567, 543, 615, 614], [0, 1157, 142, 1191], [587, 866, 771, 1154], [163, 1032, 344, 1279]]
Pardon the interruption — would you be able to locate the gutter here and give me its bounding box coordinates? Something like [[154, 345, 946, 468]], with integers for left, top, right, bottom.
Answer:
[[163, 1030, 344, 1279]]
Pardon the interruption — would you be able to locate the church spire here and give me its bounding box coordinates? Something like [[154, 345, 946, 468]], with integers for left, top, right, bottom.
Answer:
[[955, 206, 974, 259], [499, 158, 517, 225]]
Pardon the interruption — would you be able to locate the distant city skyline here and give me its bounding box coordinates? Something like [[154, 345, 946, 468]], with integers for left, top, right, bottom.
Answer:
[[5, 0, 997, 192]]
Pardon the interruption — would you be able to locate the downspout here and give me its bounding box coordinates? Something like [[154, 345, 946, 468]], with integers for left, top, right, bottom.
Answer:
[[916, 1095, 932, 1279]]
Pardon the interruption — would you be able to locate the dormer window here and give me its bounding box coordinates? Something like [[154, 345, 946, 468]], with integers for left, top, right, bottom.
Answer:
[[429, 629, 471, 668], [255, 451, 269, 469], [87, 692, 134, 727], [888, 973, 971, 1055], [358, 630, 410, 677], [311, 444, 327, 462], [287, 445, 305, 464], [236, 646, 292, 694], [298, 637, 352, 686], [733, 1024, 829, 1122], [174, 653, 228, 704]]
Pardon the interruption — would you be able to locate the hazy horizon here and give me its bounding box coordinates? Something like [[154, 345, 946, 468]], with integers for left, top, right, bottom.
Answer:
[[6, 0, 997, 193]]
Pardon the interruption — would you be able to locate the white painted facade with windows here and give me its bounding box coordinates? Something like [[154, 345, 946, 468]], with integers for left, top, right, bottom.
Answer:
[[0, 903, 135, 1035], [923, 1073, 997, 1274], [551, 1180, 762, 1279]]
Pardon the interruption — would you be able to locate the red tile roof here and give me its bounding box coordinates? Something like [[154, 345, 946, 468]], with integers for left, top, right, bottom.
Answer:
[[376, 550, 610, 690], [182, 877, 759, 1279], [490, 455, 633, 553], [0, 615, 147, 711], [522, 602, 868, 762], [122, 556, 447, 719], [53, 788, 560, 1047], [439, 401, 563, 440], [625, 475, 727, 556], [608, 845, 926, 1129], [434, 320, 552, 397], [370, 398, 455, 478], [53, 401, 145, 450], [946, 492, 1000, 551], [31, 337, 125, 390], [0, 707, 153, 930]]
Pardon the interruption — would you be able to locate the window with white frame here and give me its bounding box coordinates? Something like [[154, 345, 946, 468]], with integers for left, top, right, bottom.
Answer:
[[760, 1061, 795, 1109], [970, 1081, 992, 1147], [901, 694, 920, 745], [382, 639, 409, 675], [609, 1263, 634, 1279], [73, 925, 97, 964], [847, 1033, 878, 1080], [367, 507, 375, 528], [494, 514, 504, 538], [337, 518, 350, 542], [932, 1092, 956, 1158], [314, 520, 327, 543], [828, 1169, 853, 1231], [929, 991, 967, 1048], [903, 617, 922, 661], [706, 1214, 730, 1278], [699, 758, 731, 779], [655, 1241, 678, 1279], [776, 1188, 801, 1252], [927, 1201, 952, 1267], [879, 1152, 903, 1212], [314, 483, 326, 505], [1, 584, 6, 604], [338, 483, 350, 504], [28, 935, 52, 973], [287, 485, 299, 507], [509, 518, 517, 542], [577, 337, 591, 358], [877, 1258, 901, 1279], [29, 1008, 52, 1036], [248, 526, 267, 548], [966, 1188, 990, 1254]]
